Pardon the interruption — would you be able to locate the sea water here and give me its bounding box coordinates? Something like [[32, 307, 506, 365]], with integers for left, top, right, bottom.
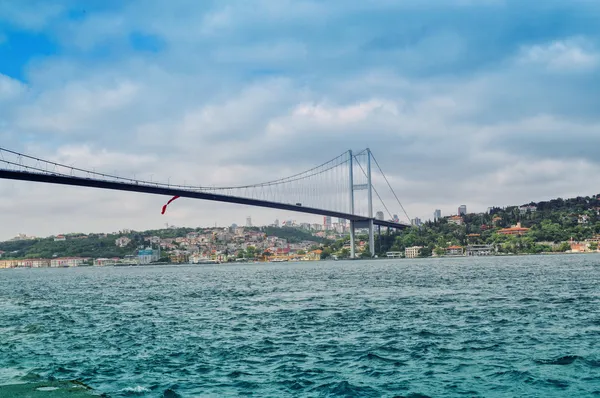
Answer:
[[1, 255, 599, 397]]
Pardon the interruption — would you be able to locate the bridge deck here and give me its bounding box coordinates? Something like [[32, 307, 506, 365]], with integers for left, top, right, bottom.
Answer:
[[0, 170, 409, 229]]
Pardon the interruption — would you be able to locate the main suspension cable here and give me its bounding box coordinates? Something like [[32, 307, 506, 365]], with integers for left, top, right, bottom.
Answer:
[[353, 155, 394, 221], [370, 152, 411, 223]]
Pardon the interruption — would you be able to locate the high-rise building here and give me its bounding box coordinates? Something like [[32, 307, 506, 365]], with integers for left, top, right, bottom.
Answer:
[[458, 205, 467, 216], [375, 211, 385, 221], [246, 216, 252, 227], [393, 214, 399, 223], [323, 216, 332, 230], [274, 219, 280, 227], [434, 209, 442, 222], [411, 217, 422, 227], [337, 218, 346, 227]]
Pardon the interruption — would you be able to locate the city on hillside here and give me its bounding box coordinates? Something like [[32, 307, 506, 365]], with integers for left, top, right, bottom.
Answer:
[[0, 216, 367, 268], [2, 193, 600, 268]]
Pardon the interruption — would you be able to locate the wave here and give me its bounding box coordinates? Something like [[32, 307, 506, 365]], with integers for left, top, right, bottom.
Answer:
[[120, 385, 151, 394], [535, 355, 582, 365]]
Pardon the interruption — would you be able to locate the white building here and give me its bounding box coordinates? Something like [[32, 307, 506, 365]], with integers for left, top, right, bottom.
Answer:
[[405, 246, 422, 258], [115, 236, 131, 248], [519, 205, 537, 215], [466, 245, 495, 256], [375, 211, 385, 221]]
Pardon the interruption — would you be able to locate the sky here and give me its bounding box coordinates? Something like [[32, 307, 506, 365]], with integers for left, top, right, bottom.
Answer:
[[1, 0, 600, 240]]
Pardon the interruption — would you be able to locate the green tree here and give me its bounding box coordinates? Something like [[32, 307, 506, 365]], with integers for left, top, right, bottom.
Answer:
[[339, 248, 350, 259], [246, 246, 257, 258], [434, 247, 445, 257]]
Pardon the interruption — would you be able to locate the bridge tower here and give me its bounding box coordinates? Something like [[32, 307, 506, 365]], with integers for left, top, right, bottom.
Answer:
[[348, 148, 375, 259], [348, 150, 355, 259], [367, 148, 375, 258]]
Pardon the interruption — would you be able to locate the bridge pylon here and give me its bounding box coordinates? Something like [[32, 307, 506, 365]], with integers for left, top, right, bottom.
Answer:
[[367, 148, 375, 258], [348, 148, 375, 259], [348, 150, 356, 259]]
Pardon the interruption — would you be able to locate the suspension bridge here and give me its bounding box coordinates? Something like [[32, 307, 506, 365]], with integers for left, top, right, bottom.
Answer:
[[0, 147, 411, 258]]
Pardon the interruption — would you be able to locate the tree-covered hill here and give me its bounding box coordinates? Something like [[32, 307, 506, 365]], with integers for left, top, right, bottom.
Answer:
[[367, 194, 600, 256], [0, 225, 329, 259], [0, 234, 137, 259]]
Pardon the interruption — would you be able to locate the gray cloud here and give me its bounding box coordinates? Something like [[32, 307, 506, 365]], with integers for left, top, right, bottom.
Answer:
[[1, 1, 600, 238]]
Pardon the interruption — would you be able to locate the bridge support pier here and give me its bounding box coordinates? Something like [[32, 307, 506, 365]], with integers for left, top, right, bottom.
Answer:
[[369, 219, 375, 258], [350, 220, 356, 259]]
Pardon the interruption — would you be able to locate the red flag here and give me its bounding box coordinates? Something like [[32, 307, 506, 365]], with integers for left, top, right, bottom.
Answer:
[[161, 196, 180, 214]]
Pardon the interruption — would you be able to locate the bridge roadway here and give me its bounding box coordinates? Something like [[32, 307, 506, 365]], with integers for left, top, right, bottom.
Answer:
[[0, 170, 409, 230]]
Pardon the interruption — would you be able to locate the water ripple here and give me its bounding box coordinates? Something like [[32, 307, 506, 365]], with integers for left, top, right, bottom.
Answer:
[[0, 255, 599, 397]]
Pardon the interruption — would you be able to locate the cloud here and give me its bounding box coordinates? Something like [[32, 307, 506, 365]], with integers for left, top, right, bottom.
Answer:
[[1, 0, 600, 238], [0, 73, 25, 101], [516, 38, 599, 72], [0, 1, 67, 30], [16, 80, 140, 134]]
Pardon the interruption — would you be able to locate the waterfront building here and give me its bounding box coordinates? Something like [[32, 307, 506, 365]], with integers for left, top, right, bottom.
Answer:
[[170, 252, 189, 264], [569, 241, 588, 253], [445, 246, 465, 256], [94, 258, 120, 266], [405, 246, 422, 258], [50, 257, 88, 267], [22, 259, 50, 268], [466, 245, 494, 256], [137, 249, 160, 265], [0, 260, 20, 268]]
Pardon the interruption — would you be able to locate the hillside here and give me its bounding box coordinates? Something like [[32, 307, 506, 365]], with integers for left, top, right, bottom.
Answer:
[[366, 194, 600, 256], [0, 226, 329, 260]]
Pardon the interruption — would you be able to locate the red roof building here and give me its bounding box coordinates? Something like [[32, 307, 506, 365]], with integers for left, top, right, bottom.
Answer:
[[498, 222, 530, 236]]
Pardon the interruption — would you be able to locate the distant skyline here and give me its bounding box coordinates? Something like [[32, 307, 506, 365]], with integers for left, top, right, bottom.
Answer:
[[2, 1, 600, 240]]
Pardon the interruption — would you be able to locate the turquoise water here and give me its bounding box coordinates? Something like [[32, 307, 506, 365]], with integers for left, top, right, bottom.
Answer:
[[1, 256, 599, 397]]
